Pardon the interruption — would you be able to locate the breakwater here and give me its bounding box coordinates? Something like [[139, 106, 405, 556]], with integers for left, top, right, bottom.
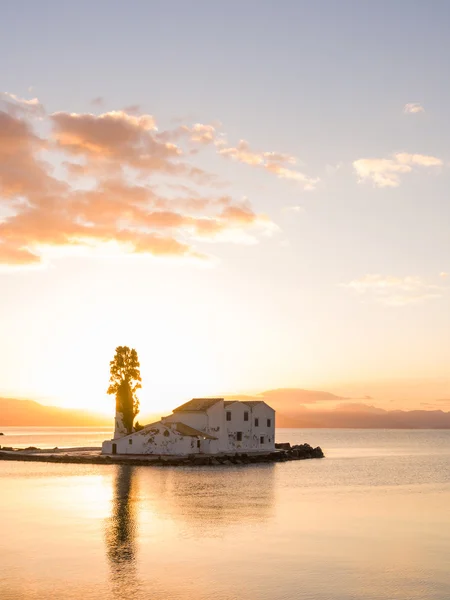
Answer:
[[0, 442, 324, 467]]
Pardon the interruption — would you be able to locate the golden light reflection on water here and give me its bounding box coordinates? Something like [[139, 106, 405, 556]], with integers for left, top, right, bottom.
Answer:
[[2, 431, 450, 600], [104, 466, 140, 599]]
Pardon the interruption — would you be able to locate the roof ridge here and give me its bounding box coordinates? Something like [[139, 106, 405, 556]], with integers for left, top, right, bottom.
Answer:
[[173, 397, 224, 412]]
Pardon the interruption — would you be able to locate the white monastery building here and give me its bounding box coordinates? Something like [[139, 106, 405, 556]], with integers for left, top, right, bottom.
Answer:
[[102, 398, 275, 456]]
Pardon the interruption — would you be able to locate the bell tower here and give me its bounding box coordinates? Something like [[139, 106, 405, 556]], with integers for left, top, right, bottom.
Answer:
[[113, 397, 128, 439]]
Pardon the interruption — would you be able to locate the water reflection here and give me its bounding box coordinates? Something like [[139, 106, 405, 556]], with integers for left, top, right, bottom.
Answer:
[[104, 465, 140, 598], [3, 432, 450, 600], [134, 463, 276, 535], [103, 463, 276, 598]]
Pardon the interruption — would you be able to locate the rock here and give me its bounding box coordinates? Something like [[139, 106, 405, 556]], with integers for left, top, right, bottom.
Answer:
[[287, 443, 325, 459], [190, 456, 210, 466], [312, 446, 324, 458], [275, 442, 291, 450], [210, 458, 220, 465]]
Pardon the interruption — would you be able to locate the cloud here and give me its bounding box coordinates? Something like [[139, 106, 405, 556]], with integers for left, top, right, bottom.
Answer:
[[157, 122, 218, 148], [395, 153, 442, 167], [50, 110, 224, 187], [218, 139, 319, 190], [0, 103, 277, 266], [404, 103, 424, 114], [1, 92, 45, 118], [224, 388, 347, 405], [51, 110, 158, 153], [184, 123, 217, 145], [150, 123, 319, 189], [342, 274, 444, 306], [440, 272, 449, 279], [353, 152, 443, 187], [0, 111, 64, 201]]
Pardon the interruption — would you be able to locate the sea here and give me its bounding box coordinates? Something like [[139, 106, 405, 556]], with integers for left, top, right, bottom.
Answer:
[[1, 427, 450, 600]]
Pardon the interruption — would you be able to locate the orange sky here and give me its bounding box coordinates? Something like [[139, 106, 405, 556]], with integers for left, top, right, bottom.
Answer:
[[1, 4, 450, 416]]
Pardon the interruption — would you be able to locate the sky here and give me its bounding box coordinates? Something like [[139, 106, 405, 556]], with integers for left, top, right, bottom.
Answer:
[[1, 0, 450, 415]]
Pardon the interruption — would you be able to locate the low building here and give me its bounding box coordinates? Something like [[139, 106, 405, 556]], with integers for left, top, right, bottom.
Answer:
[[102, 397, 275, 456]]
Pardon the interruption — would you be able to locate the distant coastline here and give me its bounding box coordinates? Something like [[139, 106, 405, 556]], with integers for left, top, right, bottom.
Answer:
[[3, 395, 450, 429]]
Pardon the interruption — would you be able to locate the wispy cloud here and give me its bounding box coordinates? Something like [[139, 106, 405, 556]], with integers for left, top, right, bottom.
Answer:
[[1, 92, 45, 118], [353, 152, 443, 187], [404, 103, 425, 114], [342, 274, 444, 306], [156, 122, 319, 190], [217, 139, 319, 190]]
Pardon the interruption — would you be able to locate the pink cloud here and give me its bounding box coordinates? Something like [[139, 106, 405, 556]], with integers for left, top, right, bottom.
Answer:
[[218, 139, 319, 189], [0, 103, 276, 266]]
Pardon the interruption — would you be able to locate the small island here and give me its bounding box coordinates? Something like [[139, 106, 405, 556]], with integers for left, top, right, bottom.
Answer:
[[0, 442, 323, 466], [0, 346, 324, 466]]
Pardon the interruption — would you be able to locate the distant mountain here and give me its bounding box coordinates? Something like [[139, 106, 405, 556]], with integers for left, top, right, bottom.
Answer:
[[2, 391, 450, 429], [275, 407, 450, 429], [0, 397, 110, 427], [225, 389, 450, 429]]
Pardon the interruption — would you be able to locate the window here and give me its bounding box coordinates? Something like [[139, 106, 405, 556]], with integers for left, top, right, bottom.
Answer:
[[128, 439, 133, 445], [260, 436, 265, 444], [236, 432, 243, 442], [244, 411, 249, 421], [255, 418, 259, 427], [267, 419, 272, 427], [226, 411, 231, 421], [197, 439, 201, 448]]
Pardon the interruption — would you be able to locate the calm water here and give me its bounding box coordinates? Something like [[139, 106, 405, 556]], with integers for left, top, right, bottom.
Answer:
[[1, 428, 450, 600], [0, 427, 112, 449]]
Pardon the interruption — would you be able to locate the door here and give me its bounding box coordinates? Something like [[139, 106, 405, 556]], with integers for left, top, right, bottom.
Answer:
[[112, 443, 117, 455]]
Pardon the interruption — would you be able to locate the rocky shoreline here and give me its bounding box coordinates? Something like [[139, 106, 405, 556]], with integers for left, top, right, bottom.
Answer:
[[0, 442, 324, 467]]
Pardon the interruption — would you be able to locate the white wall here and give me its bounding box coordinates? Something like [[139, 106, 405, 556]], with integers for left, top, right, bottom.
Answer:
[[251, 403, 275, 451], [102, 400, 276, 456], [224, 402, 253, 452], [102, 421, 200, 456], [223, 402, 275, 452], [163, 400, 227, 453], [113, 411, 128, 439]]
